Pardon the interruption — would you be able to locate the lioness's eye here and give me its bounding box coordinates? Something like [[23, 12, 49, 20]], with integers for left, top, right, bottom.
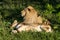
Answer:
[[28, 8, 31, 11]]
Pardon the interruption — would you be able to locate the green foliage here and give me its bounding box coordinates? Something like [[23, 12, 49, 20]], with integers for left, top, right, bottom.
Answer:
[[0, 0, 60, 40]]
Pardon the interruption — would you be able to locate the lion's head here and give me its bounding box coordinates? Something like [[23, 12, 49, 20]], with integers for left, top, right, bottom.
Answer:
[[21, 6, 37, 17]]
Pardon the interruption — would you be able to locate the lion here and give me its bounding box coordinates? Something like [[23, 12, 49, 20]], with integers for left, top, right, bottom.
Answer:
[[21, 6, 43, 25], [10, 6, 52, 33]]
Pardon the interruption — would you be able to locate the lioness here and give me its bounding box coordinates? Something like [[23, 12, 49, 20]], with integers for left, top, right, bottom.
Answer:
[[11, 6, 52, 33]]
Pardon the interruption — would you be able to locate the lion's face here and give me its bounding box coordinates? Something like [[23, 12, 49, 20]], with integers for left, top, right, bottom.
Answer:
[[21, 6, 35, 17]]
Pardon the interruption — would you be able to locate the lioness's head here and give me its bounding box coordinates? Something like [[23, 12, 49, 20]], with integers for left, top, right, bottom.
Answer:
[[21, 6, 36, 17]]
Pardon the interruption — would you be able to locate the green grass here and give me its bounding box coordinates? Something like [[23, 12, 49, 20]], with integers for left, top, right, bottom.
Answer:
[[0, 21, 60, 40]]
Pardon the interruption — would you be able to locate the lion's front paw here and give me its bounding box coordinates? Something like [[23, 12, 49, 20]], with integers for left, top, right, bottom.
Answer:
[[12, 30, 17, 33]]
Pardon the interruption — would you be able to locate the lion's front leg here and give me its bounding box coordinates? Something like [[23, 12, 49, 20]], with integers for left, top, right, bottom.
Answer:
[[11, 20, 18, 28]]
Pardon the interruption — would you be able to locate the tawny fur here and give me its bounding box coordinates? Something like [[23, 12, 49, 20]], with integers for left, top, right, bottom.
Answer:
[[11, 20, 18, 28], [11, 20, 52, 33], [11, 6, 52, 33], [21, 6, 43, 25]]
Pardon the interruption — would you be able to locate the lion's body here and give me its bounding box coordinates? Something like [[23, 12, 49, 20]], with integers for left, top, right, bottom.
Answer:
[[11, 20, 52, 33]]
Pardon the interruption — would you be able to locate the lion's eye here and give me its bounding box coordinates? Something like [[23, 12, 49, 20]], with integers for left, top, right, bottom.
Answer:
[[28, 8, 31, 11]]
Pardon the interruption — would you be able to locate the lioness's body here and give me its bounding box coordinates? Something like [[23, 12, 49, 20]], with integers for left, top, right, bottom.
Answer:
[[11, 20, 52, 33]]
